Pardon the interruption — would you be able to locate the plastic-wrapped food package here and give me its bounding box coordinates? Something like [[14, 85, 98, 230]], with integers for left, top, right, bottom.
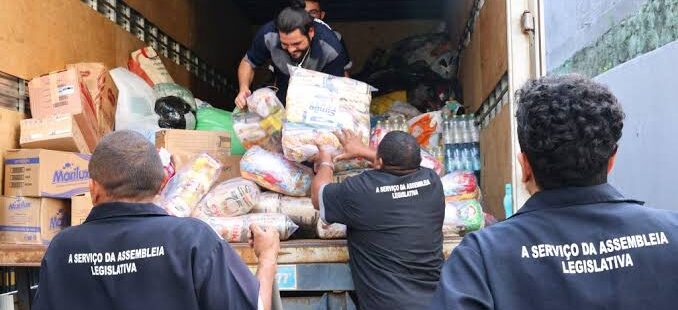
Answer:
[[232, 108, 284, 153], [317, 219, 347, 239], [196, 108, 246, 155], [153, 83, 197, 111], [158, 148, 176, 191], [110, 68, 160, 142], [387, 101, 421, 119], [240, 146, 313, 197], [252, 192, 282, 213], [280, 196, 319, 233], [206, 213, 299, 243], [440, 171, 478, 200], [408, 111, 443, 149], [158, 154, 222, 217], [283, 66, 373, 162], [333, 169, 370, 183], [420, 149, 443, 176], [370, 90, 407, 115], [247, 87, 284, 118], [193, 178, 260, 218], [443, 199, 484, 237], [155, 96, 196, 130]]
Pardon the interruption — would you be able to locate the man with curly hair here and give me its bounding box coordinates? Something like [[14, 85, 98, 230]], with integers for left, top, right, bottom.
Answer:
[[430, 75, 678, 309]]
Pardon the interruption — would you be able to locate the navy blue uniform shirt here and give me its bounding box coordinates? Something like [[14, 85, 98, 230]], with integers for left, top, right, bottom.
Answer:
[[33, 202, 259, 310], [431, 184, 678, 310], [321, 168, 445, 309], [244, 20, 350, 104]]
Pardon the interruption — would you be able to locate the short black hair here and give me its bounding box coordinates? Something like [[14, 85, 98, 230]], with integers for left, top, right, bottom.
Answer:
[[516, 74, 625, 190], [377, 131, 421, 170], [89, 130, 165, 199], [276, 1, 314, 35]]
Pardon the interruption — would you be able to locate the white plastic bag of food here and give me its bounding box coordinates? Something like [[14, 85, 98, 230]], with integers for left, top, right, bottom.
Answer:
[[193, 178, 260, 218], [283, 66, 373, 162], [158, 153, 222, 217], [317, 219, 347, 239], [252, 192, 282, 213], [232, 109, 284, 153], [206, 213, 299, 243], [110, 68, 160, 142], [240, 146, 313, 197], [443, 199, 484, 237], [247, 87, 284, 118], [408, 111, 443, 149]]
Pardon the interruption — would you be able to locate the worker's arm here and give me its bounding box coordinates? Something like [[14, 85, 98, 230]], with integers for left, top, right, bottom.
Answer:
[[311, 147, 335, 211], [236, 59, 255, 109], [249, 224, 280, 310], [334, 129, 377, 163], [429, 236, 494, 310]]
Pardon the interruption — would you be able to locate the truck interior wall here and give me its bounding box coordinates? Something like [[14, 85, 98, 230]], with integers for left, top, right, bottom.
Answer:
[[454, 0, 512, 219], [0, 0, 243, 108]]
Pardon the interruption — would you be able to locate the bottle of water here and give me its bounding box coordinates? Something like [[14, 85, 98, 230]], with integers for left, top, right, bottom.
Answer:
[[468, 117, 481, 180], [443, 119, 455, 173]]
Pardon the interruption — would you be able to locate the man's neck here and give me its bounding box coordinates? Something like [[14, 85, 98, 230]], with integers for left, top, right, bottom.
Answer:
[[94, 196, 156, 206]]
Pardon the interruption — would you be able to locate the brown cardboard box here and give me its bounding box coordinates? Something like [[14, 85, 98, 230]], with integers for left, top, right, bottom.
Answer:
[[0, 109, 24, 194], [20, 114, 90, 154], [28, 68, 100, 152], [0, 196, 69, 245], [219, 155, 243, 182], [66, 63, 118, 136], [71, 192, 93, 226], [4, 149, 90, 198], [155, 129, 234, 181]]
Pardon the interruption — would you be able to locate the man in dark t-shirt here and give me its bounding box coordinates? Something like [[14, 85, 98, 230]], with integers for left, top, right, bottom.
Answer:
[[311, 130, 445, 309]]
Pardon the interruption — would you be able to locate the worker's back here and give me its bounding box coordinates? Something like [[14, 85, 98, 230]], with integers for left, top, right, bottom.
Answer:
[[433, 184, 678, 310], [33, 202, 259, 310]]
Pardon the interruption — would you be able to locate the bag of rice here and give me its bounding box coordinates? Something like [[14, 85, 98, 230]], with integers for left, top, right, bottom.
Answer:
[[317, 219, 347, 239], [240, 146, 313, 197], [252, 192, 282, 213], [206, 213, 299, 243], [193, 178, 260, 218]]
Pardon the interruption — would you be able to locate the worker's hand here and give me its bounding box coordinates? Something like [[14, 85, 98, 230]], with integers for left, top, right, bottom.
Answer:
[[334, 129, 368, 161], [313, 145, 334, 173], [235, 89, 252, 110], [249, 224, 279, 263]]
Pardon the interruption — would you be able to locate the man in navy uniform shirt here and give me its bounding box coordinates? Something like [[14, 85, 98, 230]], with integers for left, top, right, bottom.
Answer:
[[235, 0, 350, 107], [430, 75, 678, 310], [33, 130, 280, 310], [312, 130, 446, 309]]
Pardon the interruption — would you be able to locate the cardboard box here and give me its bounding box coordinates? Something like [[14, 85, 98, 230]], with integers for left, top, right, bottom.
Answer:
[[4, 149, 90, 198], [0, 109, 24, 194], [0, 196, 70, 245], [66, 63, 118, 136], [71, 192, 93, 226], [28, 68, 100, 152], [155, 129, 234, 181], [20, 114, 90, 154]]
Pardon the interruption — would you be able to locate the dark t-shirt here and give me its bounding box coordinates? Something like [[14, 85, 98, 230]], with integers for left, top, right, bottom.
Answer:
[[321, 168, 445, 309], [244, 20, 350, 104]]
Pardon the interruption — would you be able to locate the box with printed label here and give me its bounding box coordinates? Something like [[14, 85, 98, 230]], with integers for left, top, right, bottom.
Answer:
[[20, 114, 90, 154], [0, 196, 70, 245], [28, 68, 100, 152], [3, 149, 90, 198], [66, 63, 118, 136], [71, 192, 93, 226], [155, 129, 233, 181], [0, 109, 24, 194]]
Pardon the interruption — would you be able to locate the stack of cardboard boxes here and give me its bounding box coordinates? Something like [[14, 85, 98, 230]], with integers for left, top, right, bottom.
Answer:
[[0, 63, 117, 245]]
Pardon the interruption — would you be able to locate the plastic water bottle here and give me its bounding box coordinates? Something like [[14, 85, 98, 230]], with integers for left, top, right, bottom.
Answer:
[[468, 116, 481, 180], [443, 120, 455, 173], [503, 183, 513, 219]]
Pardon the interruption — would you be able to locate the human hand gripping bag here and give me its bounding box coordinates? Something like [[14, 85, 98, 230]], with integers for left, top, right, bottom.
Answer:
[[193, 178, 261, 218], [206, 213, 299, 243], [240, 146, 313, 197], [158, 153, 222, 217], [283, 66, 373, 169]]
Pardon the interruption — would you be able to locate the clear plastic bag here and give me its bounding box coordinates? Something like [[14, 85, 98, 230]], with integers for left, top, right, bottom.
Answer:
[[252, 192, 282, 213], [206, 213, 299, 243], [443, 199, 484, 237], [193, 178, 260, 218], [317, 219, 347, 240], [110, 68, 160, 142], [408, 111, 443, 149], [440, 171, 478, 200], [284, 66, 373, 162], [158, 154, 222, 217], [232, 108, 284, 153], [246, 87, 284, 118], [240, 146, 313, 197], [420, 149, 443, 176]]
